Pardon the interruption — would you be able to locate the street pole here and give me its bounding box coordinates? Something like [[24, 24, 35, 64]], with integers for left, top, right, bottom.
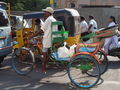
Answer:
[[50, 0, 54, 8]]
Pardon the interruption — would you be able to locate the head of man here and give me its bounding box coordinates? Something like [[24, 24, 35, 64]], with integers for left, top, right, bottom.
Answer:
[[80, 16, 85, 22], [42, 7, 54, 20], [89, 15, 94, 20], [35, 18, 40, 25], [109, 16, 116, 23]]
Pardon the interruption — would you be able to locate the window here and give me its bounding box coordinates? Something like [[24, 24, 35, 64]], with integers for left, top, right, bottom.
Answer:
[[0, 12, 8, 27], [24, 19, 32, 28]]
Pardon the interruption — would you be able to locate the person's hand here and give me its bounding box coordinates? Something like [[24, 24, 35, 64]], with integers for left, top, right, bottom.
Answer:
[[96, 31, 100, 34], [29, 35, 34, 40], [88, 30, 92, 33]]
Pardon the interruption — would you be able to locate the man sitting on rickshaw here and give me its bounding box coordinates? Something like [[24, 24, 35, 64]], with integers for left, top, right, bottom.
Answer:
[[34, 18, 44, 33], [30, 7, 57, 73]]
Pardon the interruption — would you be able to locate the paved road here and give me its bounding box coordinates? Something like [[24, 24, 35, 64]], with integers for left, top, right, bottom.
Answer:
[[0, 55, 120, 90]]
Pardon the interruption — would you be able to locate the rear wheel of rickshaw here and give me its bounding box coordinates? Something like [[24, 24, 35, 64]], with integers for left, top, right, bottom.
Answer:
[[67, 55, 100, 88], [95, 50, 108, 75], [12, 47, 34, 75]]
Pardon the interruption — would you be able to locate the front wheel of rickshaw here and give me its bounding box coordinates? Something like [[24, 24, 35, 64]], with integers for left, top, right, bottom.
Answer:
[[12, 47, 34, 75], [67, 55, 100, 88]]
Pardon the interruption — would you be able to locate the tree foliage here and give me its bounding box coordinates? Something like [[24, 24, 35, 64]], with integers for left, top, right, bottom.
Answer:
[[0, 0, 50, 11]]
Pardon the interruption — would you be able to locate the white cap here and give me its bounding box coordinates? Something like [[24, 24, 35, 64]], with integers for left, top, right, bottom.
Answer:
[[42, 7, 54, 14]]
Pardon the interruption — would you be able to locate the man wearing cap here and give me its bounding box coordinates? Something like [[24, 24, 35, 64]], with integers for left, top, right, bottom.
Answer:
[[31, 7, 57, 72]]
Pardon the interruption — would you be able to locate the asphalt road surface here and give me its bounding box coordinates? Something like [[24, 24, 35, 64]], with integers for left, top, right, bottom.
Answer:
[[0, 55, 120, 90]]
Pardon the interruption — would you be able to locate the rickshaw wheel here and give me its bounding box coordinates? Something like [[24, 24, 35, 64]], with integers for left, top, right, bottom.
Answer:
[[95, 50, 108, 75], [12, 47, 34, 75], [67, 55, 100, 88]]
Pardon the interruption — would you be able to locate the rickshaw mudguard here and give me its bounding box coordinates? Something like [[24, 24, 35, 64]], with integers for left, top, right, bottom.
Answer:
[[99, 49, 107, 56], [69, 52, 100, 64]]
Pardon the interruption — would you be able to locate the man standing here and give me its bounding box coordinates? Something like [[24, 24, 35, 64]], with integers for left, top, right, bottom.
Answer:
[[31, 7, 56, 73], [88, 15, 98, 32], [80, 16, 88, 33], [80, 16, 89, 42], [34, 18, 44, 33]]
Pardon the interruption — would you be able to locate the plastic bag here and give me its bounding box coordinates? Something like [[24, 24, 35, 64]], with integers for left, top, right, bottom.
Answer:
[[68, 44, 77, 57], [58, 42, 69, 58]]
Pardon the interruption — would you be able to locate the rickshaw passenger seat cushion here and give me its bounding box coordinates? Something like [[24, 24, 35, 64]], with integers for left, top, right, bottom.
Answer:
[[78, 47, 96, 53], [52, 52, 70, 61]]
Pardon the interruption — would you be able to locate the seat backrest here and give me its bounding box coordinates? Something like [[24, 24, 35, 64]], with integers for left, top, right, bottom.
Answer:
[[51, 21, 69, 44], [76, 43, 100, 54]]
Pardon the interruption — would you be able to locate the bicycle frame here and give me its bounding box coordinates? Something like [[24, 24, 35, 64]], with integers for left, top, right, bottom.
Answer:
[[33, 38, 43, 51]]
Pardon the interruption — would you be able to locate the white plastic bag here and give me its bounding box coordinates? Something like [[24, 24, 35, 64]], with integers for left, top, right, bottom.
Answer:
[[58, 42, 69, 58], [68, 44, 77, 57]]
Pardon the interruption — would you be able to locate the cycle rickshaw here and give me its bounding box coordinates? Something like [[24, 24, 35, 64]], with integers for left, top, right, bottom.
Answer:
[[11, 8, 116, 88]]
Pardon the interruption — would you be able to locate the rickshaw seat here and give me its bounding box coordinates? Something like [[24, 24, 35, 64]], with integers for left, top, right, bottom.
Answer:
[[52, 52, 70, 61], [76, 43, 100, 54]]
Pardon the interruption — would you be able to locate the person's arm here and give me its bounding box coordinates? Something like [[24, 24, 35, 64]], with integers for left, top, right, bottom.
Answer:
[[118, 27, 120, 31], [30, 29, 43, 39], [88, 24, 92, 31], [88, 20, 94, 32]]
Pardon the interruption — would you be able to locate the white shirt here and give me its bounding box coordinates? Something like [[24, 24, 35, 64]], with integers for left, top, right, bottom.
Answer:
[[41, 15, 57, 48], [107, 22, 118, 50], [80, 20, 88, 33], [108, 22, 116, 27], [89, 19, 97, 32]]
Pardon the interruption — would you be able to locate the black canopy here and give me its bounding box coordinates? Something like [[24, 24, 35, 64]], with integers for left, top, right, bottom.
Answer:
[[23, 9, 72, 19]]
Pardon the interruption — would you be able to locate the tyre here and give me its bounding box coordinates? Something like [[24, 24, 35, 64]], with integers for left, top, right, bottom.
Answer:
[[95, 50, 108, 75], [12, 47, 34, 75], [67, 55, 100, 88], [0, 56, 5, 64]]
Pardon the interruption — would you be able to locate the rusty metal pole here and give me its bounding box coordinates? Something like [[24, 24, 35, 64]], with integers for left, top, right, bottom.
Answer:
[[65, 0, 67, 8], [7, 3, 10, 19]]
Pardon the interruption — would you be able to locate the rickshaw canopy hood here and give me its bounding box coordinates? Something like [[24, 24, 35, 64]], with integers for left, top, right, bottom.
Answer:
[[23, 8, 80, 37], [23, 8, 80, 19]]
